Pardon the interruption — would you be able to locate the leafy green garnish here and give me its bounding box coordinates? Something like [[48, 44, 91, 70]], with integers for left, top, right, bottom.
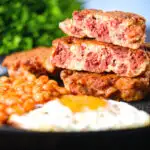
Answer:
[[0, 0, 84, 55]]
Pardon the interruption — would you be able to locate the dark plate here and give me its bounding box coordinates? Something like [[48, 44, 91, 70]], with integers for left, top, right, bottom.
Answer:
[[0, 58, 150, 150], [0, 124, 150, 150]]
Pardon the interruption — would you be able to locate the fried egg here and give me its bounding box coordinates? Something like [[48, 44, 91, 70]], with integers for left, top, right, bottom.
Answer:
[[8, 95, 150, 132]]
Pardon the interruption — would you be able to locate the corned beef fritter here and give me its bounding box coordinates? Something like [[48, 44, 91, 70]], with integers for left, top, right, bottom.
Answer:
[[61, 69, 150, 102], [50, 36, 149, 77], [59, 9, 146, 49], [2, 47, 56, 78]]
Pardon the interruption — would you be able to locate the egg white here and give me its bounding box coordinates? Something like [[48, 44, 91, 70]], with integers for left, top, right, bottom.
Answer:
[[9, 99, 150, 132]]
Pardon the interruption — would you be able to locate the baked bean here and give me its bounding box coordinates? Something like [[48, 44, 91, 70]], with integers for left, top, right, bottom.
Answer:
[[38, 76, 49, 84], [12, 104, 25, 115], [21, 94, 32, 101], [0, 76, 9, 83], [32, 86, 41, 94], [5, 107, 15, 115], [33, 93, 44, 102], [42, 84, 50, 90], [23, 99, 35, 112], [0, 104, 5, 111], [47, 80, 58, 86], [0, 112, 7, 123], [15, 86, 25, 95], [12, 79, 24, 86], [24, 86, 31, 94], [27, 74, 36, 82], [4, 97, 18, 106], [0, 85, 9, 92], [42, 91, 51, 100], [55, 86, 69, 95], [52, 91, 60, 97]]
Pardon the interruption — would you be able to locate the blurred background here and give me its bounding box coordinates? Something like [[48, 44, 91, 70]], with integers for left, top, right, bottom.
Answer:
[[0, 0, 149, 57], [0, 0, 84, 56]]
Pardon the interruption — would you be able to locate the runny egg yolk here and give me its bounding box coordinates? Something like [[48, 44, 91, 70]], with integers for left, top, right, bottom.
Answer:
[[60, 95, 107, 112]]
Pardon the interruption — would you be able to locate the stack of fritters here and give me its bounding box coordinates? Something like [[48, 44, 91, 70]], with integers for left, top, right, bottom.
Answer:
[[2, 9, 150, 102], [49, 9, 150, 101]]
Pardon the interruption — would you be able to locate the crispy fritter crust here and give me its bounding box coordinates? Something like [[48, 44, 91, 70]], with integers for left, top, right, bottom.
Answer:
[[72, 9, 145, 21], [61, 69, 150, 102]]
